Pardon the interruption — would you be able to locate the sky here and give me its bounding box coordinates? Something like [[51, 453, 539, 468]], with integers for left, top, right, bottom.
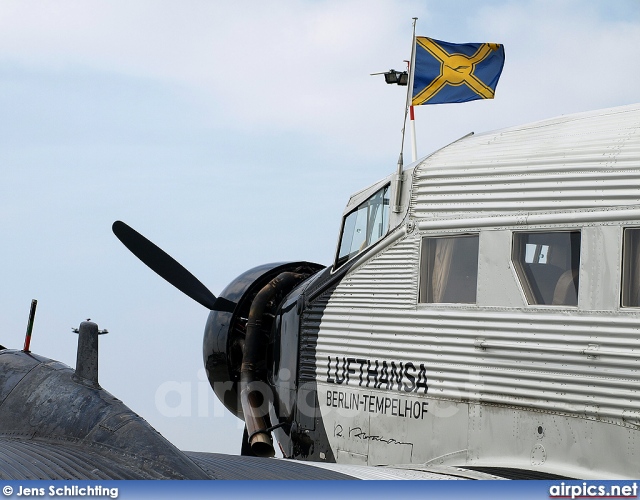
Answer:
[[1, 0, 639, 457]]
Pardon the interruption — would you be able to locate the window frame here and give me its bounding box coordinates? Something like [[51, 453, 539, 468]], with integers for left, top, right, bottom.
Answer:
[[333, 184, 390, 270], [511, 229, 581, 307], [418, 232, 480, 305], [621, 227, 640, 308]]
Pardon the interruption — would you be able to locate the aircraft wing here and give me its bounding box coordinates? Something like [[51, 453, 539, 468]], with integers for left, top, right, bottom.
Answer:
[[0, 436, 500, 480], [0, 437, 166, 480], [184, 451, 502, 480]]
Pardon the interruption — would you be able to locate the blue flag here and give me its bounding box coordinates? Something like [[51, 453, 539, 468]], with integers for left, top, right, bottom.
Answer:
[[412, 37, 505, 105]]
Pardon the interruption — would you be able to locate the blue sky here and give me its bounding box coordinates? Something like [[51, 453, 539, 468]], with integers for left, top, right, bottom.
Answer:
[[1, 0, 639, 455]]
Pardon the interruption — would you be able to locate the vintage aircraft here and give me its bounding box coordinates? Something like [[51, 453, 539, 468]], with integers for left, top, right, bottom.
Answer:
[[2, 102, 640, 480]]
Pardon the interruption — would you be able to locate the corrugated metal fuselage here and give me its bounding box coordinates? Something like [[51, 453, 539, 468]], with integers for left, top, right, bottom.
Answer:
[[284, 104, 640, 479]]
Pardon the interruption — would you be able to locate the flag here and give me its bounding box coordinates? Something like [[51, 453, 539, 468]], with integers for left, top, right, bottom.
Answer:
[[412, 37, 505, 106]]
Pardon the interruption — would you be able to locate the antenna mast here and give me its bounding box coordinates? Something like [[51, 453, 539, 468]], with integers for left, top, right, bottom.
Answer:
[[22, 299, 37, 353]]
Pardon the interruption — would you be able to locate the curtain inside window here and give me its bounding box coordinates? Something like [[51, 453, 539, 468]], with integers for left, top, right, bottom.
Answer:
[[431, 238, 456, 303]]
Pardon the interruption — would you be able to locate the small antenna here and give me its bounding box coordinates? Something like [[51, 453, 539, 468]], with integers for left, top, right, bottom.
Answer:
[[22, 299, 37, 353]]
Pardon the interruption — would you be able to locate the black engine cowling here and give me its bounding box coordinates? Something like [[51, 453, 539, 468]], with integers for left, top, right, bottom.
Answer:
[[202, 261, 324, 452]]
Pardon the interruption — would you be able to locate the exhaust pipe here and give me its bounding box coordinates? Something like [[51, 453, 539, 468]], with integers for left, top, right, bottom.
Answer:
[[240, 271, 305, 457]]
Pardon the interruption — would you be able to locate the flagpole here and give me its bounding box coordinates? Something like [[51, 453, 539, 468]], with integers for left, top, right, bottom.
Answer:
[[410, 105, 417, 162], [407, 19, 418, 163], [409, 99, 417, 163], [392, 17, 417, 213]]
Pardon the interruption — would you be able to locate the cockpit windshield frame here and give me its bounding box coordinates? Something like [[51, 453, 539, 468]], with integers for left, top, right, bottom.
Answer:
[[334, 184, 391, 270]]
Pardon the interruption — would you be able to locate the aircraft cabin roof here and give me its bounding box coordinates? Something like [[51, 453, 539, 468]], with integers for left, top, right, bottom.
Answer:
[[410, 103, 640, 219]]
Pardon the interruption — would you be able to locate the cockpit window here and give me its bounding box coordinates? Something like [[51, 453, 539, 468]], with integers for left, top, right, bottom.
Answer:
[[335, 185, 390, 268]]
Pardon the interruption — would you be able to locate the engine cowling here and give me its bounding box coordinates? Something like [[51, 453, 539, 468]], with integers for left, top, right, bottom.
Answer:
[[202, 261, 324, 455]]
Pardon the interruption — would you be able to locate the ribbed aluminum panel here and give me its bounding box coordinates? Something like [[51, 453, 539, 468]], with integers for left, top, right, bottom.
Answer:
[[186, 452, 353, 480], [294, 461, 499, 480], [186, 452, 499, 479], [3, 440, 401, 480], [311, 303, 640, 420], [0, 438, 157, 479], [299, 240, 418, 383], [299, 287, 333, 383], [411, 104, 640, 217], [300, 238, 418, 383], [328, 238, 419, 309]]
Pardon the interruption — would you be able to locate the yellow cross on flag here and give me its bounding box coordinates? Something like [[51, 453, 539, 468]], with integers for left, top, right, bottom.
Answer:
[[412, 37, 505, 105]]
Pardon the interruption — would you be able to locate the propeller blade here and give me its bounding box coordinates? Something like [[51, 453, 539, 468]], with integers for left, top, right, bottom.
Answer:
[[112, 220, 218, 310]]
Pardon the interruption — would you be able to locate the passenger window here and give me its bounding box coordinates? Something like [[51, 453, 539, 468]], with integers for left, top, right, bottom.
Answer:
[[512, 231, 581, 306], [419, 234, 479, 304], [621, 228, 640, 307]]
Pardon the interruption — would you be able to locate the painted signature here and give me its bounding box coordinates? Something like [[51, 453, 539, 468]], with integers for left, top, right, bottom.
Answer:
[[334, 424, 414, 449]]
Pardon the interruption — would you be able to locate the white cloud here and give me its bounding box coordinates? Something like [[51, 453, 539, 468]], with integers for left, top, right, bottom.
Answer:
[[0, 1, 423, 158], [3, 0, 637, 160]]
